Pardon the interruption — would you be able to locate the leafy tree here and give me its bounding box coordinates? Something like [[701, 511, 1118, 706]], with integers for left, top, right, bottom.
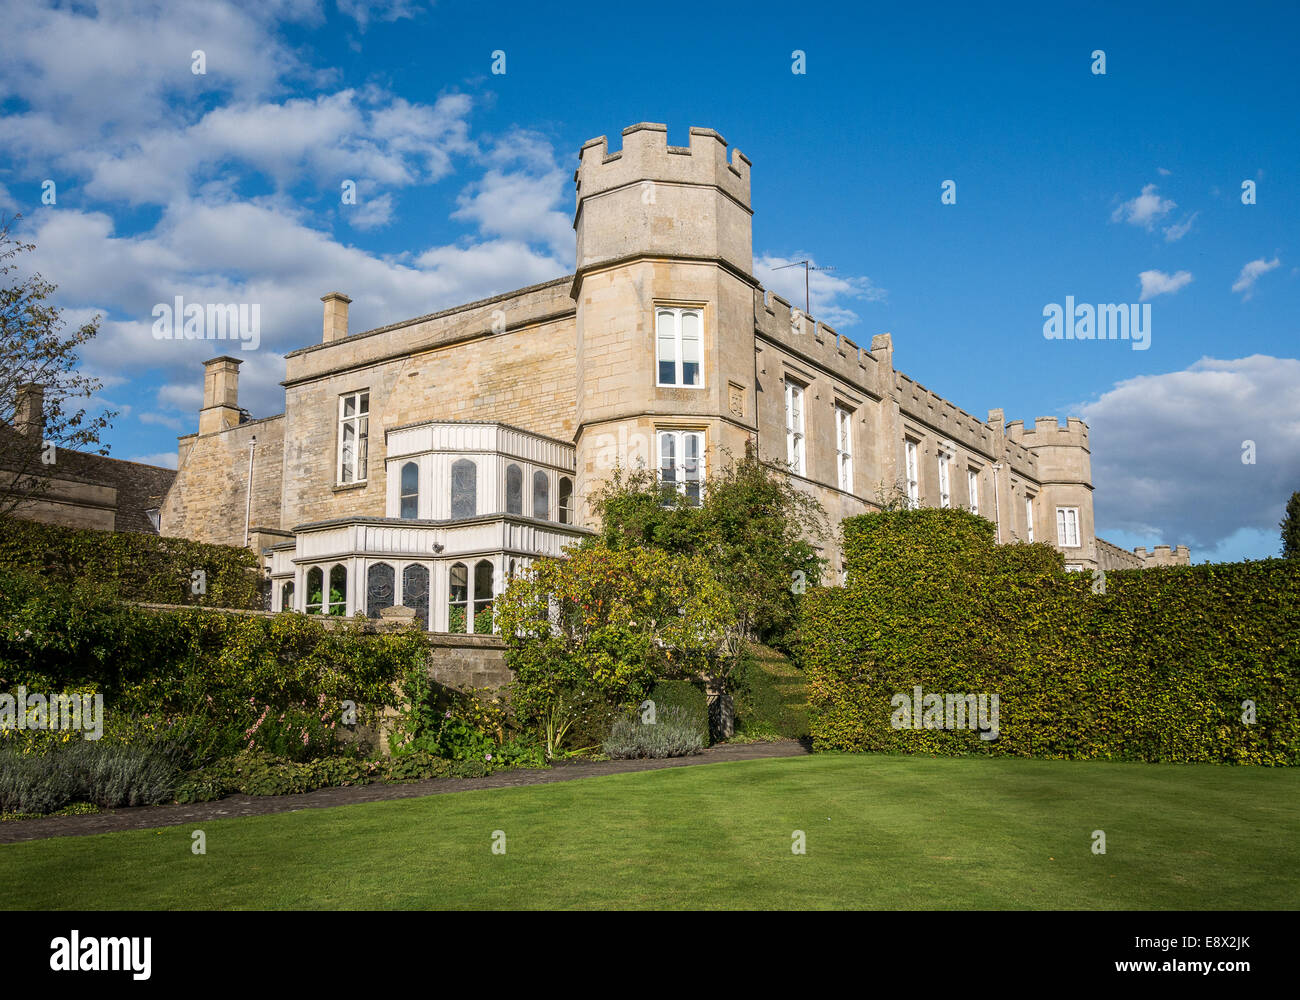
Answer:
[[592, 446, 829, 647], [0, 215, 115, 520], [1282, 491, 1300, 559], [493, 541, 735, 757]]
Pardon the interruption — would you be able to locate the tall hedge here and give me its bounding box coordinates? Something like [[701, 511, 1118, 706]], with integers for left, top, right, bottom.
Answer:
[[800, 509, 1300, 765], [0, 516, 262, 608]]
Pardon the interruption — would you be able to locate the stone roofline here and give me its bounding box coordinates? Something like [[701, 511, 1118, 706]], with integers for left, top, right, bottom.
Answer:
[[383, 417, 577, 451]]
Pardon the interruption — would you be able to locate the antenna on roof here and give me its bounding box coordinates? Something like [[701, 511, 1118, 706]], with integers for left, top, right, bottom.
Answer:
[[772, 259, 835, 315]]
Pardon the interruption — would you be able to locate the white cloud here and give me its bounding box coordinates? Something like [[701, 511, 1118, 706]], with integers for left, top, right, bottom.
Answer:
[[1163, 211, 1198, 242], [1078, 355, 1300, 555], [348, 193, 395, 231], [335, 0, 429, 30], [1231, 256, 1281, 300], [1111, 183, 1176, 230], [139, 412, 186, 431], [1138, 269, 1193, 301], [754, 254, 886, 329], [127, 451, 179, 470]]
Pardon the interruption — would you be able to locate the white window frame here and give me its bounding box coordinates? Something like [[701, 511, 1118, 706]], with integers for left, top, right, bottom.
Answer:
[[657, 429, 706, 505], [655, 307, 704, 388], [905, 439, 919, 508], [835, 405, 853, 491], [1025, 496, 1035, 542], [1065, 564, 1084, 573], [967, 468, 980, 515], [337, 390, 369, 485], [1056, 506, 1080, 548], [937, 453, 951, 508], [785, 380, 806, 476]]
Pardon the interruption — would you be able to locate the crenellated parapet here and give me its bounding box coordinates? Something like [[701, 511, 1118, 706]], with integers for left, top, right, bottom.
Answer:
[[754, 288, 885, 391]]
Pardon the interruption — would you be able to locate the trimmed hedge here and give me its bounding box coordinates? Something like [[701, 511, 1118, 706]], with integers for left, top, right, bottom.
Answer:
[[646, 679, 709, 744], [0, 517, 262, 609], [800, 509, 1300, 765]]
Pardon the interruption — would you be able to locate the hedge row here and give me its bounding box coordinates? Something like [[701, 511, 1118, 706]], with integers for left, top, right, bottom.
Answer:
[[799, 509, 1300, 765], [0, 516, 262, 608]]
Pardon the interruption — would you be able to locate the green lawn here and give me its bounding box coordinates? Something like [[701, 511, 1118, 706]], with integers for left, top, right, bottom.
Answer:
[[1, 754, 1296, 909]]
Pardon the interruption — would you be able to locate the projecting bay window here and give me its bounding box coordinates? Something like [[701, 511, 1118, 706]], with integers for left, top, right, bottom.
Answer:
[[1056, 506, 1080, 548], [656, 307, 703, 387], [835, 405, 853, 491], [905, 439, 920, 508], [658, 429, 705, 506], [337, 391, 369, 484], [938, 453, 951, 508], [967, 469, 980, 515], [785, 380, 806, 476]]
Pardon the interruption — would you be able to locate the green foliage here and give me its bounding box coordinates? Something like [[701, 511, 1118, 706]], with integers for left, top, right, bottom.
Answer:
[[604, 706, 706, 759], [593, 450, 828, 647], [646, 679, 708, 744], [0, 517, 262, 608], [1282, 490, 1300, 559], [0, 741, 178, 814], [494, 540, 734, 757], [0, 566, 427, 770], [800, 509, 1300, 764], [731, 645, 809, 740]]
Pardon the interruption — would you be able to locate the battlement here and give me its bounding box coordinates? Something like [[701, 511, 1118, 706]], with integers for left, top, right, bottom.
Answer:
[[1133, 544, 1192, 567], [1007, 415, 1090, 450], [575, 123, 751, 211], [754, 287, 883, 389]]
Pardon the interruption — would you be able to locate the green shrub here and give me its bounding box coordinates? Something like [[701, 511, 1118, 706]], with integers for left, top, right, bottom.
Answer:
[[0, 518, 262, 608], [731, 647, 809, 740], [0, 741, 178, 814], [646, 680, 709, 744], [800, 509, 1300, 764], [604, 706, 706, 759]]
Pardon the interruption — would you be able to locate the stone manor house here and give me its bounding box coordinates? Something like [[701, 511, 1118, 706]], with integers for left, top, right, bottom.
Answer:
[[157, 122, 1188, 631]]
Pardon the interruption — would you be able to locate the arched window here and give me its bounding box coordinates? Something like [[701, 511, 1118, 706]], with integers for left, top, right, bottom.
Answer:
[[399, 462, 419, 520], [532, 471, 549, 520], [402, 564, 430, 631], [451, 459, 476, 518], [280, 580, 294, 612], [505, 463, 522, 515], [473, 559, 495, 633], [558, 476, 573, 524], [367, 563, 395, 618], [448, 562, 469, 633], [305, 567, 324, 615], [328, 564, 347, 616], [507, 558, 517, 580]]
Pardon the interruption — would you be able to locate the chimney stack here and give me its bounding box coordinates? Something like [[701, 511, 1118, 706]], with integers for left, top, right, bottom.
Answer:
[[322, 292, 352, 344], [199, 356, 243, 434], [15, 383, 44, 437]]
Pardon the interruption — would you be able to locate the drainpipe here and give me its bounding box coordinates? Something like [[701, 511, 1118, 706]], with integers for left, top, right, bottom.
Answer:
[[992, 462, 1003, 543], [243, 434, 257, 548]]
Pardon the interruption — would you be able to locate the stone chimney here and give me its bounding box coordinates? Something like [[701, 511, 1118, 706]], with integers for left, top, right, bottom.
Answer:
[[322, 292, 352, 344], [15, 383, 44, 437], [199, 356, 243, 435]]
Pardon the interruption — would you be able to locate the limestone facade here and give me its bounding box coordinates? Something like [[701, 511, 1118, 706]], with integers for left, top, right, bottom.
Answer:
[[158, 122, 1189, 630]]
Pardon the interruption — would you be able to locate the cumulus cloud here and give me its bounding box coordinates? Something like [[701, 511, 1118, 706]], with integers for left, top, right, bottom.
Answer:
[[1111, 183, 1176, 230], [754, 255, 886, 329], [1138, 269, 1193, 301], [1078, 355, 1300, 556], [1231, 257, 1281, 300]]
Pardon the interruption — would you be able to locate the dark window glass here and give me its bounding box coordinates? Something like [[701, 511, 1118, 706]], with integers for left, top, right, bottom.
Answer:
[[328, 565, 347, 616], [402, 564, 430, 631], [451, 459, 476, 518], [473, 559, 494, 633], [533, 471, 549, 519], [400, 462, 419, 520], [306, 568, 323, 614], [506, 464, 522, 515], [558, 477, 573, 524], [448, 562, 469, 633], [367, 563, 395, 618]]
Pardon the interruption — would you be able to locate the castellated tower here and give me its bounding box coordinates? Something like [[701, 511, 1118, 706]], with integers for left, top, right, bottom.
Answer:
[[1007, 416, 1098, 570], [571, 123, 757, 522]]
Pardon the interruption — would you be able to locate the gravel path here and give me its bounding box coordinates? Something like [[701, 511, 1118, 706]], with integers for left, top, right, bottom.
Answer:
[[0, 740, 811, 845]]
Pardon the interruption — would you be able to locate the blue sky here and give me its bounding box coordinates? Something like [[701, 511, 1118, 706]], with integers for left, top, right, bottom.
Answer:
[[1, 0, 1296, 561]]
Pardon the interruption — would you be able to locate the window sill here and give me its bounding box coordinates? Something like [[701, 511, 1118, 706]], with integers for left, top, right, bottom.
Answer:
[[656, 383, 707, 390], [333, 481, 368, 493]]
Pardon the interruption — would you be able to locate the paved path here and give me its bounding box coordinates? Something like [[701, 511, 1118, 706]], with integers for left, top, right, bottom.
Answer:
[[0, 740, 811, 845]]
